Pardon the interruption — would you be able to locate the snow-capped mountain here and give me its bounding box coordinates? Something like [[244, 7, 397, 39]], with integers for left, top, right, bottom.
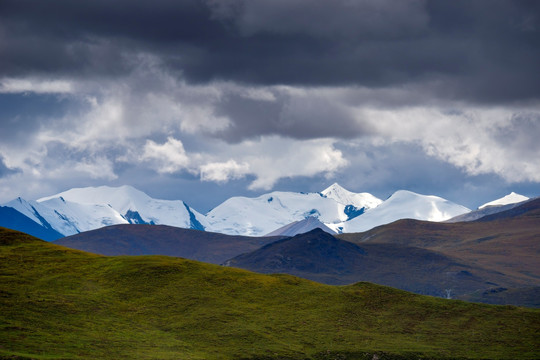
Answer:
[[331, 190, 470, 233], [37, 196, 129, 235], [0, 205, 63, 241], [205, 191, 349, 236], [5, 197, 55, 227], [321, 183, 382, 220], [2, 196, 107, 236], [38, 185, 208, 230], [2, 183, 476, 239], [265, 217, 337, 237], [478, 192, 529, 209], [447, 192, 530, 222], [446, 202, 524, 223], [4, 186, 206, 236]]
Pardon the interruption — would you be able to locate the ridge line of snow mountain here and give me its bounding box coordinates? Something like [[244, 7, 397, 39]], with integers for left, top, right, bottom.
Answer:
[[1, 182, 531, 240]]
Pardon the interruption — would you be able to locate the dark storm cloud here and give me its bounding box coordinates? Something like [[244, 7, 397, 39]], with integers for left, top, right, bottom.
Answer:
[[0, 0, 222, 78], [1, 0, 539, 103], [208, 0, 429, 39], [212, 91, 371, 142]]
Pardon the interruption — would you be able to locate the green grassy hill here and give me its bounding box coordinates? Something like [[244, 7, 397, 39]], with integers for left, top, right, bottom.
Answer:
[[1, 227, 539, 359]]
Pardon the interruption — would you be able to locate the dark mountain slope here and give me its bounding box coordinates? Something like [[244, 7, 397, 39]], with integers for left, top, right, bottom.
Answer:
[[0, 206, 63, 241], [225, 228, 509, 298], [337, 197, 540, 286], [1, 227, 539, 359], [54, 224, 281, 264]]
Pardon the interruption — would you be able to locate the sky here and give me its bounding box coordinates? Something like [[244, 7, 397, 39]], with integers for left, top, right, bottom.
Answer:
[[0, 0, 539, 213]]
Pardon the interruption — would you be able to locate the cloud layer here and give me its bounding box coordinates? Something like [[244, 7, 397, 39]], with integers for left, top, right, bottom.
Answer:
[[2, 0, 539, 102], [0, 0, 539, 209]]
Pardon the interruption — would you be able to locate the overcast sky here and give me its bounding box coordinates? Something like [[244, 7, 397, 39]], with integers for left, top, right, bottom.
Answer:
[[0, 0, 539, 212]]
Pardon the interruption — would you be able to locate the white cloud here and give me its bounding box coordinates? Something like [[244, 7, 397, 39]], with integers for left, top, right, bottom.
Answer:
[[245, 137, 348, 190], [177, 103, 231, 134], [0, 78, 74, 94], [37, 156, 119, 181], [0, 153, 118, 203], [141, 137, 190, 174], [72, 157, 118, 180], [360, 105, 540, 183], [200, 159, 250, 182], [1, 65, 539, 207], [3, 60, 235, 154], [200, 136, 348, 190]]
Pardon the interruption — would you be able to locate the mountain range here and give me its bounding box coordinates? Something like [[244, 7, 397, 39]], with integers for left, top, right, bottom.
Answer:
[[337, 197, 540, 306], [3, 182, 528, 239], [226, 198, 540, 303], [52, 197, 540, 307], [4, 185, 207, 238], [225, 228, 505, 297]]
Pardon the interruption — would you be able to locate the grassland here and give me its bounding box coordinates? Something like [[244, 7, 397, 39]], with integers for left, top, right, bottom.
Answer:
[[1, 227, 539, 359]]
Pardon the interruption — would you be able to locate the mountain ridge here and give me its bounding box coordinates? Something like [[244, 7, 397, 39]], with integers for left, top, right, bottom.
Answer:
[[0, 206, 63, 241], [337, 197, 540, 295], [478, 191, 529, 209], [54, 224, 281, 264], [331, 190, 470, 233], [224, 228, 523, 299], [1, 183, 534, 238], [3, 185, 208, 237]]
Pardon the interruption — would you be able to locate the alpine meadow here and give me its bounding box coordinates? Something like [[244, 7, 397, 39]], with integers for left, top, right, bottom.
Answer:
[[2, 228, 540, 359]]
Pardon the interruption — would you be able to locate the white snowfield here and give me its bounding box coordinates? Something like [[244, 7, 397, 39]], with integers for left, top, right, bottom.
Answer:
[[5, 185, 206, 236], [321, 182, 383, 210], [478, 192, 529, 209], [5, 196, 129, 236], [206, 183, 388, 236], [3, 183, 481, 237], [206, 190, 350, 237], [38, 185, 208, 230], [329, 190, 470, 233]]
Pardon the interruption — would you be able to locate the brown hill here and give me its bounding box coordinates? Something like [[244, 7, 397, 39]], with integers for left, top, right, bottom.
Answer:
[[54, 224, 281, 264], [337, 198, 540, 289], [225, 228, 513, 298]]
